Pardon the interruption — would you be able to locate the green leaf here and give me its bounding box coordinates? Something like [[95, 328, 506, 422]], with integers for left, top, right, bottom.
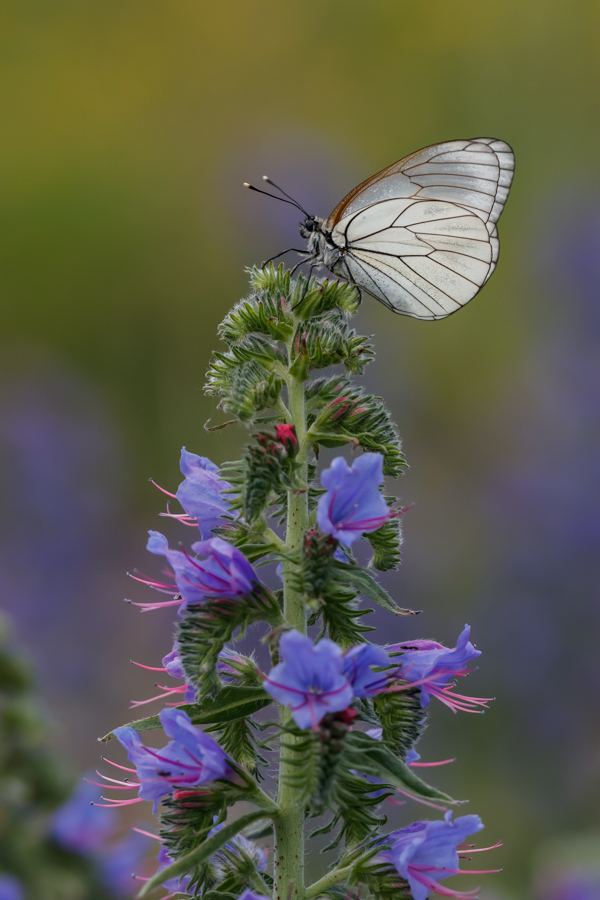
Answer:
[[137, 808, 278, 897], [100, 686, 272, 741], [334, 563, 419, 616], [344, 731, 457, 804]]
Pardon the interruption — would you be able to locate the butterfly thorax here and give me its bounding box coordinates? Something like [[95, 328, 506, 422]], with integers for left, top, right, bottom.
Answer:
[[300, 215, 344, 273]]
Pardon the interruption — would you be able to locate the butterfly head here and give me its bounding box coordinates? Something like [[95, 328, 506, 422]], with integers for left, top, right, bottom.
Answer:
[[299, 215, 323, 238]]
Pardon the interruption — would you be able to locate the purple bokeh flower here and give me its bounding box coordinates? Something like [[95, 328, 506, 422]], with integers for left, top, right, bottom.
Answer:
[[377, 811, 498, 900], [238, 891, 271, 900], [387, 626, 491, 714], [317, 453, 392, 546], [263, 630, 353, 729], [156, 844, 192, 896], [175, 448, 236, 539], [97, 830, 152, 896], [140, 533, 258, 612], [342, 643, 390, 697], [0, 875, 25, 900], [112, 708, 231, 812], [51, 778, 116, 854]]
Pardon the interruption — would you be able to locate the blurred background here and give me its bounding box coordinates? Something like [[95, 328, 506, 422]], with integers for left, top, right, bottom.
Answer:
[[1, 0, 599, 897]]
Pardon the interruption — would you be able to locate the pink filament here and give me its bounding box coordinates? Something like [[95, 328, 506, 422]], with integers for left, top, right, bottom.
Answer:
[[131, 661, 167, 672], [410, 759, 455, 767], [132, 827, 164, 842], [101, 757, 137, 773], [94, 796, 144, 808]]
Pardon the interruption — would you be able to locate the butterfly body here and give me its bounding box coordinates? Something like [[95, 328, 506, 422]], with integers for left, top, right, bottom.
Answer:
[[295, 137, 514, 320]]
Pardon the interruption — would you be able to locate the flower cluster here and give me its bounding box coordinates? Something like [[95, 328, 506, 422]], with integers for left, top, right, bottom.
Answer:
[[98, 268, 501, 900]]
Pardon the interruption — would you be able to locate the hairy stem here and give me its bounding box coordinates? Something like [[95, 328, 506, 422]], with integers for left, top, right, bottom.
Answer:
[[274, 351, 309, 900]]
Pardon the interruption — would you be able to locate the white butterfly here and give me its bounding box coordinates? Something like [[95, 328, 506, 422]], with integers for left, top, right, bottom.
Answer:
[[247, 138, 514, 320]]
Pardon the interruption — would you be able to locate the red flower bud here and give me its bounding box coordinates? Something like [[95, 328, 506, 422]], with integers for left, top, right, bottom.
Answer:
[[276, 423, 298, 449]]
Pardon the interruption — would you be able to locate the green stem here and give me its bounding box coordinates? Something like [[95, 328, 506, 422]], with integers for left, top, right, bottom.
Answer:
[[305, 865, 353, 900], [274, 355, 309, 900]]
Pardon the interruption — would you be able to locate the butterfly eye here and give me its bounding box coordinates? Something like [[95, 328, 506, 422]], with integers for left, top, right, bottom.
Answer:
[[303, 218, 316, 233]]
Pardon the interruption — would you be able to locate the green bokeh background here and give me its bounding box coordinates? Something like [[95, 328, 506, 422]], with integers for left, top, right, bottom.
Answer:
[[1, 2, 599, 898]]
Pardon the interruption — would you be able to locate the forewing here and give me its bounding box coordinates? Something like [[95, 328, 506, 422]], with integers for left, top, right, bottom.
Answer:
[[333, 199, 493, 320], [326, 137, 514, 230]]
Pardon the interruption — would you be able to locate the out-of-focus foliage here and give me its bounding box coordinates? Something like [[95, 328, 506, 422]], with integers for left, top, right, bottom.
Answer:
[[0, 614, 115, 898], [0, 2, 599, 898]]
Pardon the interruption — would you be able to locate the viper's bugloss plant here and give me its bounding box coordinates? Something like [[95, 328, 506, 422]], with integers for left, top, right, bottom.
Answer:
[[100, 266, 501, 900]]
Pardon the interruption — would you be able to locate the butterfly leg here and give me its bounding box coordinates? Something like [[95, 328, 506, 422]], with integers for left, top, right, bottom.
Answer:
[[261, 248, 307, 268], [291, 263, 317, 310]]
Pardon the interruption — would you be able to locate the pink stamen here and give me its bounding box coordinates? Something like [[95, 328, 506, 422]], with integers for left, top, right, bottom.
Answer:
[[86, 779, 138, 790], [391, 789, 448, 811], [131, 661, 167, 672], [94, 770, 139, 787], [101, 757, 136, 773], [132, 827, 164, 842], [93, 797, 144, 807], [410, 759, 455, 767], [130, 599, 184, 612], [150, 478, 178, 499], [129, 685, 187, 708], [461, 841, 503, 853], [408, 869, 481, 900]]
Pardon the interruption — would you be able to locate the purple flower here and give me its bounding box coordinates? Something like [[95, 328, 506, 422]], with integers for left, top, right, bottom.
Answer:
[[97, 831, 152, 896], [387, 625, 491, 714], [342, 643, 390, 697], [129, 641, 197, 709], [0, 876, 25, 900], [162, 642, 186, 679], [208, 821, 268, 874], [145, 533, 258, 609], [238, 891, 271, 900], [264, 630, 354, 729], [156, 844, 192, 895], [112, 708, 231, 812], [377, 811, 496, 900], [51, 778, 116, 854], [317, 453, 392, 547], [176, 448, 236, 539]]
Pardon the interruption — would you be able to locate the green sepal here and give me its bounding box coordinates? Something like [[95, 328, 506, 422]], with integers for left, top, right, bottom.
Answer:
[[366, 514, 402, 571], [343, 730, 456, 804], [137, 808, 278, 897], [100, 686, 272, 741], [293, 276, 361, 320], [333, 562, 419, 616], [289, 352, 311, 381]]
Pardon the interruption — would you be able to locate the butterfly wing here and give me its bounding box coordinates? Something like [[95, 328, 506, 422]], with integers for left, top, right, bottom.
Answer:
[[327, 138, 514, 319]]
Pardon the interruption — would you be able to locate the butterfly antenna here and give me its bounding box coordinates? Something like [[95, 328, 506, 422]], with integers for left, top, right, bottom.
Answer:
[[261, 175, 312, 217]]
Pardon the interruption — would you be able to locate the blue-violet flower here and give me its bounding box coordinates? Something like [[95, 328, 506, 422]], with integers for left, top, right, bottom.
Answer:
[[0, 876, 25, 900], [111, 708, 231, 812], [175, 448, 235, 538], [342, 643, 390, 697], [387, 625, 492, 714], [139, 533, 258, 612], [263, 630, 354, 729], [317, 453, 392, 547], [377, 812, 499, 900]]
